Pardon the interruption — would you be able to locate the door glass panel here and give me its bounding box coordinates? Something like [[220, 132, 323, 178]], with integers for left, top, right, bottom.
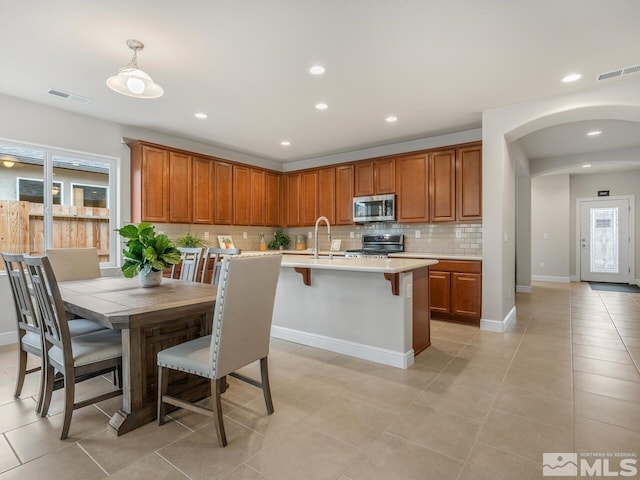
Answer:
[[0, 145, 45, 266], [590, 207, 619, 274], [51, 155, 111, 264]]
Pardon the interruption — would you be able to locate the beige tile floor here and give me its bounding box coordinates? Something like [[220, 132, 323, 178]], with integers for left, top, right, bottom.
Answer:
[[0, 281, 639, 479]]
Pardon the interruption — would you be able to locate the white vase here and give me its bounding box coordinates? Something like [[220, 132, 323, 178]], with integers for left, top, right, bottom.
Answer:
[[139, 270, 163, 288]]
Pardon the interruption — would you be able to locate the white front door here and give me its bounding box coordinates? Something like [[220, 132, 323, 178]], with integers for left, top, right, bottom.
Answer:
[[580, 198, 631, 283]]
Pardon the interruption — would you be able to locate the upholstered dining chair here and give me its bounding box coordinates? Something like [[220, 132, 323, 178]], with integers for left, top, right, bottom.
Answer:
[[23, 255, 123, 440], [2, 253, 47, 412], [158, 254, 282, 447], [45, 247, 101, 282], [171, 247, 203, 282], [200, 247, 242, 285]]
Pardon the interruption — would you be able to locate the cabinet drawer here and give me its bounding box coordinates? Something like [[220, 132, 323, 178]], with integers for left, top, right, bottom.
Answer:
[[432, 260, 481, 274]]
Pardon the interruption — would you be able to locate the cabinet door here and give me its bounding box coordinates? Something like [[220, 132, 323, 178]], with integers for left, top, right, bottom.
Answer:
[[214, 160, 233, 225], [429, 271, 451, 314], [192, 157, 214, 224], [301, 170, 318, 226], [335, 165, 354, 225], [233, 165, 251, 225], [169, 152, 193, 223], [396, 153, 429, 222], [285, 173, 302, 227], [374, 158, 395, 194], [451, 272, 482, 317], [265, 172, 281, 227], [354, 161, 374, 197], [141, 145, 170, 223], [429, 149, 456, 222], [456, 145, 482, 221], [250, 169, 266, 226], [318, 167, 336, 224]]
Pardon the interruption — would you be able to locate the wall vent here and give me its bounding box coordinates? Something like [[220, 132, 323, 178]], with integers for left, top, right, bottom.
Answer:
[[47, 88, 92, 104], [596, 63, 640, 82]]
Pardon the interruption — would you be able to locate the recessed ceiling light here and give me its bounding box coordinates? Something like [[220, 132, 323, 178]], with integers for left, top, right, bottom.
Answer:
[[562, 73, 582, 83], [309, 65, 326, 75], [194, 112, 208, 119], [280, 141, 291, 146], [586, 130, 602, 136], [582, 164, 592, 168], [315, 103, 328, 110], [385, 116, 398, 123]]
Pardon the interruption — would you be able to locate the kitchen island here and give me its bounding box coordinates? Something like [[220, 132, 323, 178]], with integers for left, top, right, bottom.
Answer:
[[271, 255, 438, 368]]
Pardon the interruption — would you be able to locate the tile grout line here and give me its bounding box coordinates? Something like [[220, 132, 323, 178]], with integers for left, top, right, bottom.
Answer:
[[453, 308, 534, 480], [598, 293, 640, 375], [154, 451, 194, 480], [76, 441, 109, 476]]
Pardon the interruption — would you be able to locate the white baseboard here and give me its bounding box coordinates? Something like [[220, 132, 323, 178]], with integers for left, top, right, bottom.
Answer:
[[636, 279, 640, 287], [480, 306, 516, 333], [531, 275, 570, 283], [570, 275, 579, 282], [0, 331, 18, 346], [271, 325, 414, 369], [516, 285, 532, 293]]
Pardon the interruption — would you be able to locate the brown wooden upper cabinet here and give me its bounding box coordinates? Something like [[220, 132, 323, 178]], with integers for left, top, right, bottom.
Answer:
[[130, 143, 170, 223], [285, 173, 302, 227], [456, 144, 482, 221], [301, 170, 319, 226], [335, 165, 354, 225], [318, 167, 336, 224], [354, 158, 395, 196], [233, 165, 251, 225], [192, 157, 215, 224], [213, 160, 233, 225], [169, 151, 193, 223], [265, 172, 281, 227], [396, 152, 429, 223], [428, 149, 456, 222], [250, 168, 266, 226]]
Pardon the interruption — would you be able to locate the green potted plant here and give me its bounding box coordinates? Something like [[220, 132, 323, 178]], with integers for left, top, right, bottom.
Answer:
[[268, 230, 290, 250], [174, 232, 207, 248], [116, 222, 182, 287]]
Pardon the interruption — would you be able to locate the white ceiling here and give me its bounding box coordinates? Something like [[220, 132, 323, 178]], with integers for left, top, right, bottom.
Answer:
[[1, 1, 640, 163]]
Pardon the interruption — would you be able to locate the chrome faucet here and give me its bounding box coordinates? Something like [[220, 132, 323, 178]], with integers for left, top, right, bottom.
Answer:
[[313, 216, 331, 259]]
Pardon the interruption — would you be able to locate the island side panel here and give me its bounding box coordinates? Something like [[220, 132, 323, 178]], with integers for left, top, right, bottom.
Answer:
[[272, 267, 414, 368], [412, 266, 431, 355]]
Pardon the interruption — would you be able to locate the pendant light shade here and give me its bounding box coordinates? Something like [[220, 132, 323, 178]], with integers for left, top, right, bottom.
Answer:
[[106, 39, 164, 99]]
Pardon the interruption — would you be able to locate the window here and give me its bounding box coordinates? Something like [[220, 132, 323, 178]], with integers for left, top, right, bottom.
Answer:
[[70, 183, 108, 208], [0, 139, 118, 270], [18, 178, 63, 204]]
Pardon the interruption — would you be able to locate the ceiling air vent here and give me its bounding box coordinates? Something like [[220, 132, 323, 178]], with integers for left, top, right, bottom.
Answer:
[[47, 88, 92, 104], [596, 63, 640, 82]]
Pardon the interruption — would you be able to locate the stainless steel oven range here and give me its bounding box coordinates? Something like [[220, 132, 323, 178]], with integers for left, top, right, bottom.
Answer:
[[344, 234, 404, 258]]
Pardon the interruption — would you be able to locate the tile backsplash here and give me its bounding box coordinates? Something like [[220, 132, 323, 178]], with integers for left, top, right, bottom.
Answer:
[[158, 221, 483, 255]]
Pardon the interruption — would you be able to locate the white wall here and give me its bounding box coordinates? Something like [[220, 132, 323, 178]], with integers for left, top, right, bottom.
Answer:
[[531, 175, 571, 281], [570, 170, 640, 281]]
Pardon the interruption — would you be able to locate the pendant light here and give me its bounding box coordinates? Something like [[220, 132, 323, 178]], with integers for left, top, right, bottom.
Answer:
[[106, 39, 164, 99]]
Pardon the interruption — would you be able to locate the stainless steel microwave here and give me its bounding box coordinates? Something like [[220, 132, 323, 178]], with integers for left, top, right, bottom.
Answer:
[[353, 194, 395, 223]]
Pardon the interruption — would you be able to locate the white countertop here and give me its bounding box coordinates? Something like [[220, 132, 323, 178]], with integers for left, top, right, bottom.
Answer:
[[389, 252, 483, 261], [245, 250, 481, 262], [279, 254, 438, 273]]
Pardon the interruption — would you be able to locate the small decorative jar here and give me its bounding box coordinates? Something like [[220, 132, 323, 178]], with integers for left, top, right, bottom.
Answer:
[[295, 234, 307, 250], [258, 233, 267, 251]]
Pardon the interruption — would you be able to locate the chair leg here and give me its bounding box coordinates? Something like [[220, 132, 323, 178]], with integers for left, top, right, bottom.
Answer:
[[260, 357, 274, 415], [60, 375, 75, 440], [211, 378, 227, 448], [35, 357, 46, 415], [157, 366, 169, 425], [14, 349, 28, 398], [40, 364, 55, 418]]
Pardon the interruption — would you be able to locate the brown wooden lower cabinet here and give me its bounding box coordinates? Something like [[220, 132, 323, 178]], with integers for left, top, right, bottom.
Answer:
[[429, 260, 481, 325]]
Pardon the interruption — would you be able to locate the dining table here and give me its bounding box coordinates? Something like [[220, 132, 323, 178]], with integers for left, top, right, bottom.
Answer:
[[58, 276, 217, 435]]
